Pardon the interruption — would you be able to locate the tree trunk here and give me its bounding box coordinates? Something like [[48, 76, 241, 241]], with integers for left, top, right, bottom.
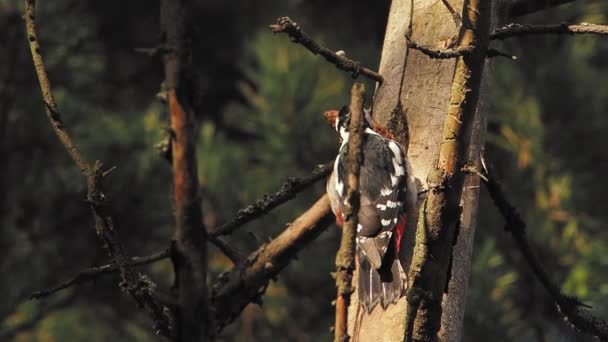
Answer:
[[161, 0, 208, 340], [347, 0, 492, 340]]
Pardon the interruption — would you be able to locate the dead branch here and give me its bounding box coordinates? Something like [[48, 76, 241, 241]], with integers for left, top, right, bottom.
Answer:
[[408, 41, 474, 59], [270, 17, 383, 83], [210, 195, 334, 334], [211, 163, 332, 237], [491, 22, 608, 40], [334, 83, 365, 342], [440, 0, 462, 27], [30, 249, 170, 300], [24, 0, 171, 336], [209, 235, 244, 264], [479, 160, 608, 341], [404, 0, 492, 340]]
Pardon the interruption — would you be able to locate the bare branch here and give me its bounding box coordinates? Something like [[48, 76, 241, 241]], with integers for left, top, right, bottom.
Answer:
[[479, 160, 608, 341], [408, 40, 474, 59], [211, 163, 332, 237], [211, 195, 334, 334], [491, 22, 608, 40], [208, 236, 244, 264], [24, 0, 172, 336], [334, 83, 365, 342], [270, 17, 384, 83], [440, 0, 462, 27], [30, 249, 170, 300]]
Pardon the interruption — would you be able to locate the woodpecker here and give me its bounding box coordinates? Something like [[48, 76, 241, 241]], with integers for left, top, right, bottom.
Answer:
[[327, 106, 417, 313]]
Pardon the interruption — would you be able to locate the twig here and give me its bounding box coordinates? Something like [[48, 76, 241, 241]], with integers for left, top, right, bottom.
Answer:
[[211, 163, 332, 237], [407, 40, 474, 59], [211, 195, 334, 334], [491, 23, 608, 40], [208, 235, 244, 264], [30, 249, 170, 299], [479, 158, 608, 341], [440, 0, 462, 27], [24, 0, 172, 336], [334, 83, 365, 342], [270, 17, 383, 83]]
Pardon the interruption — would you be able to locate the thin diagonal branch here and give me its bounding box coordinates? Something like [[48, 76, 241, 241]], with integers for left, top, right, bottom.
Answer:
[[334, 83, 365, 342], [211, 163, 332, 237], [491, 22, 608, 40], [440, 0, 462, 27], [211, 195, 334, 334], [479, 160, 608, 341], [270, 17, 383, 83], [407, 40, 474, 59], [30, 249, 170, 300], [24, 0, 171, 336]]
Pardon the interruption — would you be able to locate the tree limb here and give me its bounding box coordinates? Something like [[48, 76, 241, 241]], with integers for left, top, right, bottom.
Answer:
[[211, 163, 332, 237], [24, 0, 172, 336], [210, 195, 334, 334], [334, 83, 365, 342], [30, 249, 170, 300], [479, 160, 608, 341], [491, 22, 608, 40], [270, 17, 384, 83]]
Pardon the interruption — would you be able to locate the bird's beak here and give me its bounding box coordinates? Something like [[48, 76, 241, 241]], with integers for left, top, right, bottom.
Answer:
[[323, 109, 339, 129]]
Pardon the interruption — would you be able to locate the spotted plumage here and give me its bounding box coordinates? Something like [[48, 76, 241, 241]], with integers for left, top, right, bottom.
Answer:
[[326, 105, 417, 313]]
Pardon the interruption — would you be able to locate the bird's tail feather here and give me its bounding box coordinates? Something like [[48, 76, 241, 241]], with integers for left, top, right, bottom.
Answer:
[[357, 247, 407, 314]]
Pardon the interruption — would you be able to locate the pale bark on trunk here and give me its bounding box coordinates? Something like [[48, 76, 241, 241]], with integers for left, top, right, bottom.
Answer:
[[347, 0, 491, 340]]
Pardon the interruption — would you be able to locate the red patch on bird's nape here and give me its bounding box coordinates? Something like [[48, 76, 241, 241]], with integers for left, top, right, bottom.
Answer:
[[395, 214, 407, 253]]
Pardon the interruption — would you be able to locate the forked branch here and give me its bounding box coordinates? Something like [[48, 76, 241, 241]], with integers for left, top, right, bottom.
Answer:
[[24, 0, 171, 336], [270, 17, 383, 83]]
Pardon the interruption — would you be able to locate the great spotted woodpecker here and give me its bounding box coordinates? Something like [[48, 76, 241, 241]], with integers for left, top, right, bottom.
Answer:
[[326, 106, 417, 313]]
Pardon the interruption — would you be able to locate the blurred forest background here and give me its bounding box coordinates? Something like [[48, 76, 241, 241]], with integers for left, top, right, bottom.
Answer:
[[1, 0, 607, 341]]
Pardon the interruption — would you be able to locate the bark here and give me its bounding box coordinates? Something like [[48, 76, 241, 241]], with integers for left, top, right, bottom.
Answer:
[[347, 0, 492, 341], [161, 0, 208, 340]]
